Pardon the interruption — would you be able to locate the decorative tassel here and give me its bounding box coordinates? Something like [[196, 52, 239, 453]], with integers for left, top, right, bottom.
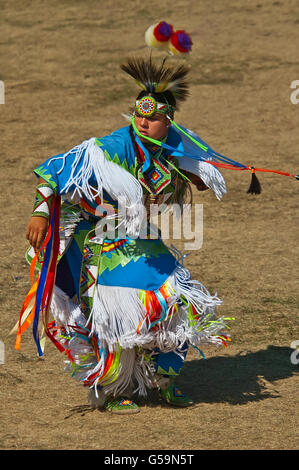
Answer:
[[247, 167, 261, 194]]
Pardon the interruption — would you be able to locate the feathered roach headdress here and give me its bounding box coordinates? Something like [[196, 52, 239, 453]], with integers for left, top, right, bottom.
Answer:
[[121, 57, 190, 114], [121, 21, 193, 118], [122, 22, 298, 193]]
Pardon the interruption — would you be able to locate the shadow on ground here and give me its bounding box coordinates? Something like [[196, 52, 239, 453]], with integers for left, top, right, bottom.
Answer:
[[175, 345, 298, 405], [65, 345, 298, 417]]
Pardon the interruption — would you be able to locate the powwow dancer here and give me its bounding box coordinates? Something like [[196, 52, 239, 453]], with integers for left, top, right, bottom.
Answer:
[[15, 26, 234, 414]]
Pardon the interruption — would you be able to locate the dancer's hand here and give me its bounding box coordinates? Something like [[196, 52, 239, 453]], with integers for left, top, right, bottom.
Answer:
[[181, 170, 209, 191], [26, 216, 49, 251]]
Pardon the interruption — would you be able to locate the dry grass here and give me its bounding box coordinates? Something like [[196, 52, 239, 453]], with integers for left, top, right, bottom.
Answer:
[[0, 0, 298, 450]]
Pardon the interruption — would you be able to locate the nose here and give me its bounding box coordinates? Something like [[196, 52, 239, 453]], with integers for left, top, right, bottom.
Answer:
[[140, 117, 149, 127]]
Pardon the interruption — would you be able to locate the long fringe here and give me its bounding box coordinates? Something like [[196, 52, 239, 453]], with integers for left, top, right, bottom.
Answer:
[[177, 153, 227, 200], [49, 255, 230, 398], [87, 284, 152, 352], [50, 285, 86, 329], [48, 138, 146, 237], [84, 262, 225, 360]]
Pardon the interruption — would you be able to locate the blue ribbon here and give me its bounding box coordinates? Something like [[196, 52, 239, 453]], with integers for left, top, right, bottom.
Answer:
[[133, 126, 247, 170], [32, 203, 56, 357]]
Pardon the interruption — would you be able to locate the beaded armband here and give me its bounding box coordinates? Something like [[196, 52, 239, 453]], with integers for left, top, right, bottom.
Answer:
[[32, 182, 54, 220]]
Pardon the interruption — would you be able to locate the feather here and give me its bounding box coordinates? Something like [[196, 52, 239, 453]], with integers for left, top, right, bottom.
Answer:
[[121, 57, 190, 105]]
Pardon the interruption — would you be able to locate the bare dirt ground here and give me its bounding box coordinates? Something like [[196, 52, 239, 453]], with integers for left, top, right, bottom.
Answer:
[[0, 0, 298, 451]]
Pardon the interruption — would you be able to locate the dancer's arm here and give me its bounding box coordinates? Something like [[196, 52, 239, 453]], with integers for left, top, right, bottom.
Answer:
[[26, 178, 53, 251], [181, 170, 209, 191]]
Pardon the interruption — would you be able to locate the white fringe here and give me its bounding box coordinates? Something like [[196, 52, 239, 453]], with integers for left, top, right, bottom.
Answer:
[[49, 251, 228, 398], [173, 127, 226, 200], [87, 262, 224, 354], [170, 265, 222, 316], [177, 155, 227, 200], [59, 203, 82, 239], [94, 348, 136, 397], [88, 348, 154, 400], [87, 284, 153, 352], [120, 118, 227, 200], [50, 286, 155, 397], [48, 138, 145, 237], [50, 285, 86, 330]]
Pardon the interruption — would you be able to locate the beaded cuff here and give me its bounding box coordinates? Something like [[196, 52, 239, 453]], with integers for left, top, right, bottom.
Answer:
[[32, 182, 54, 220]]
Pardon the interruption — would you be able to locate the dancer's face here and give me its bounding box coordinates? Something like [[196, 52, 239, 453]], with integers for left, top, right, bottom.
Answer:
[[134, 112, 170, 142]]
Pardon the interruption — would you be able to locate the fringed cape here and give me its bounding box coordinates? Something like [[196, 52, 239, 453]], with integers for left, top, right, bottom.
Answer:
[[15, 124, 232, 397]]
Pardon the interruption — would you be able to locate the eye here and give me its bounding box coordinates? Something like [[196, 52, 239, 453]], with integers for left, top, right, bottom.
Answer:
[[134, 112, 155, 121]]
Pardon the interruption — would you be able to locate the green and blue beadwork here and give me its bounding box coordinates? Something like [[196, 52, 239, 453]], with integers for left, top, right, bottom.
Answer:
[[135, 96, 173, 117]]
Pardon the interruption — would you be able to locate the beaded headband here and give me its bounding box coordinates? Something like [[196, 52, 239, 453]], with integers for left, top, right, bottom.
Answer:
[[135, 96, 173, 117]]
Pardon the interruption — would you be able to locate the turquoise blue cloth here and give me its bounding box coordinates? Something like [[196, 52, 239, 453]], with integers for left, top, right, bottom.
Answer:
[[34, 126, 183, 292]]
